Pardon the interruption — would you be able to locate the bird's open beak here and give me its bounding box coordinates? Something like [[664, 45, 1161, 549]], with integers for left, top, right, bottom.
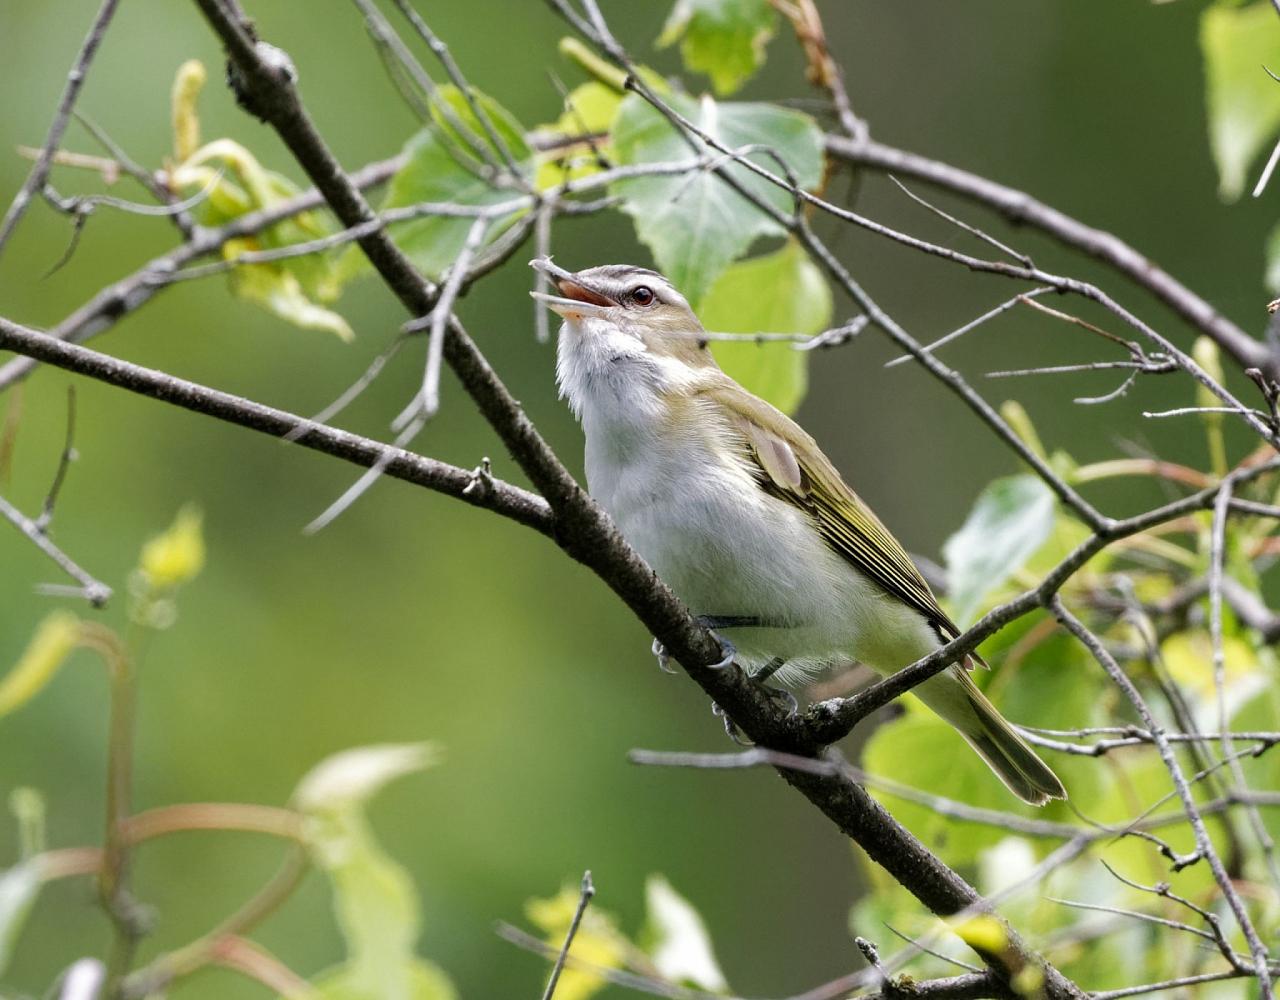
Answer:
[[529, 257, 617, 319]]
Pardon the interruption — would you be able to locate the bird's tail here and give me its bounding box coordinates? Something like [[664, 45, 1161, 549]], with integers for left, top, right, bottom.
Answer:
[[917, 668, 1067, 806]]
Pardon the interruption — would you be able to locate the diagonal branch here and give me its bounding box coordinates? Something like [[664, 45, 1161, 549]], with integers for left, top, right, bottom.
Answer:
[[825, 135, 1276, 378], [0, 315, 552, 535]]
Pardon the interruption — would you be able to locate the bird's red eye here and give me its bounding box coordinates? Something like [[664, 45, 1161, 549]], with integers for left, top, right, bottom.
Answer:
[[631, 286, 655, 306]]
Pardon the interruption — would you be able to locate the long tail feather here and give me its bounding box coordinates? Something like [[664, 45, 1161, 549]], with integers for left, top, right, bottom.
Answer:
[[918, 669, 1067, 806]]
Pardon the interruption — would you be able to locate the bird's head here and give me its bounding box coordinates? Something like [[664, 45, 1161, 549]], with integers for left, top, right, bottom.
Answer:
[[530, 257, 715, 369]]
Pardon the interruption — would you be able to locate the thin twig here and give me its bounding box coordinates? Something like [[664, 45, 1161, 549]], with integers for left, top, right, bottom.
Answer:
[[0, 490, 110, 606], [1052, 597, 1272, 995], [0, 0, 121, 261], [542, 871, 595, 1000]]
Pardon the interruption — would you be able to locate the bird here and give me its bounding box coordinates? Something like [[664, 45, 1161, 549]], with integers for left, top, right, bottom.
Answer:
[[530, 257, 1066, 806]]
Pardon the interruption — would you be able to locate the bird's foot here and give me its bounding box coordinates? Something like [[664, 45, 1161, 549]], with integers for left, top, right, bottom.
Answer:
[[711, 702, 752, 746], [752, 657, 798, 716], [651, 636, 677, 674], [651, 615, 759, 674]]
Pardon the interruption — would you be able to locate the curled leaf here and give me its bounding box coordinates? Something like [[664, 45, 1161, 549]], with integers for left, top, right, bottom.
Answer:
[[0, 612, 82, 717], [171, 59, 208, 162]]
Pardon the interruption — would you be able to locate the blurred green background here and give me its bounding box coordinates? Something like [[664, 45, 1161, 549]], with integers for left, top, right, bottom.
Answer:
[[0, 1, 1272, 996]]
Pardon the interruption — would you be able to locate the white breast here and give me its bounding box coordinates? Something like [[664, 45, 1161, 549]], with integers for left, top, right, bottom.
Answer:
[[556, 318, 938, 682]]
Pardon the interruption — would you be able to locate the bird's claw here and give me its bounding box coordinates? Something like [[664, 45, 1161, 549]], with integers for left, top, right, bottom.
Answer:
[[655, 631, 736, 672], [712, 702, 753, 746], [708, 634, 737, 670], [651, 637, 677, 674], [752, 657, 797, 716]]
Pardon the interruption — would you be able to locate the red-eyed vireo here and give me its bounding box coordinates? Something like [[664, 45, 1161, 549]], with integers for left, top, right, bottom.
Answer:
[[531, 258, 1066, 806]]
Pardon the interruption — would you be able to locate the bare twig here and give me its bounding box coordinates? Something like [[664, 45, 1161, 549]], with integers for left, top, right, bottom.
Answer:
[[0, 0, 121, 261], [0, 489, 110, 607], [0, 315, 553, 535], [1052, 598, 1272, 995], [542, 871, 595, 1000], [825, 135, 1278, 378]]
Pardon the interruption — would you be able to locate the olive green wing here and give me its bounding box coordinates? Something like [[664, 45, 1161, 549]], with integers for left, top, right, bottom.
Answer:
[[703, 382, 962, 643]]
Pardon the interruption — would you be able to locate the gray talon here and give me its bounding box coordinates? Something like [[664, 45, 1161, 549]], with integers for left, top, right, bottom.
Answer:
[[708, 634, 737, 670], [651, 637, 676, 673], [712, 702, 753, 746], [752, 657, 797, 715]]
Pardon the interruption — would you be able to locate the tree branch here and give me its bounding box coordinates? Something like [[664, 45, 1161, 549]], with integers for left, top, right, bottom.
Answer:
[[825, 135, 1276, 377], [0, 315, 552, 534]]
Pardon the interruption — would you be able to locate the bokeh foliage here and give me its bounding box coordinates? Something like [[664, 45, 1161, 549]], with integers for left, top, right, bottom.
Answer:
[[2, 0, 1280, 997]]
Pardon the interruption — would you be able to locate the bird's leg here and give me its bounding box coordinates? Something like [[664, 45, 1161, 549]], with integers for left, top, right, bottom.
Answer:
[[650, 614, 763, 673], [712, 702, 752, 746], [751, 657, 798, 715]]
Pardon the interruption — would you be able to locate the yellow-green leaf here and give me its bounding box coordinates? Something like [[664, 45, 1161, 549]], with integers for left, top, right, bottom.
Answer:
[[697, 241, 830, 414], [526, 884, 628, 1000], [0, 612, 81, 717], [138, 504, 206, 591]]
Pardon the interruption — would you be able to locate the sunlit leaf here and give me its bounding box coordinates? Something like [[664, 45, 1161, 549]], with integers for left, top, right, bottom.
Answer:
[[1200, 0, 1280, 199], [943, 475, 1056, 627], [168, 84, 353, 339], [611, 91, 824, 305], [658, 0, 777, 96], [697, 241, 829, 414], [294, 743, 454, 1000], [331, 86, 532, 290], [1160, 629, 1266, 727], [0, 612, 81, 718], [535, 82, 622, 189], [642, 876, 728, 992], [526, 884, 628, 1000]]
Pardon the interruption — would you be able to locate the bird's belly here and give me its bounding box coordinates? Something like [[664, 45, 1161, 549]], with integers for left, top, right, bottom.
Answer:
[[593, 452, 928, 680]]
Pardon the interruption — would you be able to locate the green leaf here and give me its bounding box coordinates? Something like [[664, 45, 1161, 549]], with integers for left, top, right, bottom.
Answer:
[[697, 241, 830, 413], [1200, 1, 1280, 199], [294, 744, 455, 1000], [658, 0, 778, 96], [943, 475, 1056, 627], [642, 876, 728, 993], [330, 87, 533, 290], [611, 91, 824, 306]]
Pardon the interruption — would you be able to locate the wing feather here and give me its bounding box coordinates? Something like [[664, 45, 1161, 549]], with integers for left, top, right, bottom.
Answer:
[[707, 382, 962, 643]]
